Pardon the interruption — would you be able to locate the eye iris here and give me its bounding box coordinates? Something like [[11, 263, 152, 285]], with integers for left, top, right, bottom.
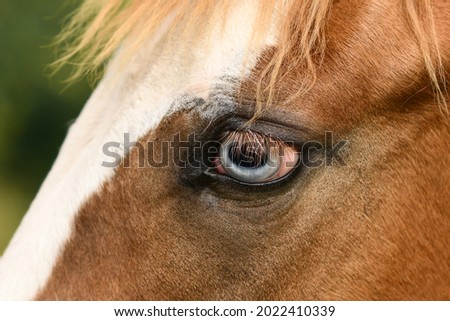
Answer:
[[214, 129, 299, 184], [228, 142, 268, 168], [216, 130, 285, 183]]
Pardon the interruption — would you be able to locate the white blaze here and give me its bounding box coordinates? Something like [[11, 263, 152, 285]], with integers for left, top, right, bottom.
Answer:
[[0, 1, 276, 299]]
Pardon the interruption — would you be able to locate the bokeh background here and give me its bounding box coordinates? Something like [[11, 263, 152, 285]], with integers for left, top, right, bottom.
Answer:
[[0, 1, 91, 253]]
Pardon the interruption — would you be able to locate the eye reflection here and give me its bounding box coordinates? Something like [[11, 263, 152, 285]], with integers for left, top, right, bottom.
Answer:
[[213, 130, 299, 184]]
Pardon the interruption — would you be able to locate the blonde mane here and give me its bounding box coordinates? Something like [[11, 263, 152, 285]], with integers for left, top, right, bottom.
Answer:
[[53, 0, 447, 113]]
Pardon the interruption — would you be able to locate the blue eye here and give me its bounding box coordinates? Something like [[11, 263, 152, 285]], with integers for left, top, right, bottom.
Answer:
[[214, 130, 299, 184]]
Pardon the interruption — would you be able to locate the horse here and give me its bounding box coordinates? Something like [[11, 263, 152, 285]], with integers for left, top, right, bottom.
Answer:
[[0, 0, 449, 300]]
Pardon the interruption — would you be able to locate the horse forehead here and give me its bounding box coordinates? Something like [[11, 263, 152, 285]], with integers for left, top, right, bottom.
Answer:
[[0, 2, 275, 300]]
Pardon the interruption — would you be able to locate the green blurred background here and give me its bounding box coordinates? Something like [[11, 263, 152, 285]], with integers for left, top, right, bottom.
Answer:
[[0, 1, 91, 254]]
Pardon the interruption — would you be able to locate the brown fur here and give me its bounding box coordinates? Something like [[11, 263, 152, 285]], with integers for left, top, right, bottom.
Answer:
[[55, 0, 446, 112], [37, 0, 450, 300]]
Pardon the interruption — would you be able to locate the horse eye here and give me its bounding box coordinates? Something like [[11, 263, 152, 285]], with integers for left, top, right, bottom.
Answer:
[[213, 130, 299, 184]]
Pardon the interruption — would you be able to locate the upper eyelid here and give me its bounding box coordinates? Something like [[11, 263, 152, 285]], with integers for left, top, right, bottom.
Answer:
[[206, 116, 311, 147]]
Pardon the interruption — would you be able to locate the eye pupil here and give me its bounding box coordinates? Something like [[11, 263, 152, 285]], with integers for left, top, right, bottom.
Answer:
[[228, 142, 268, 168]]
